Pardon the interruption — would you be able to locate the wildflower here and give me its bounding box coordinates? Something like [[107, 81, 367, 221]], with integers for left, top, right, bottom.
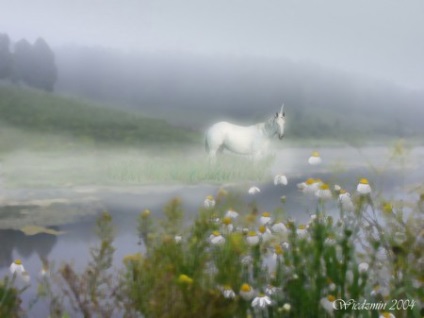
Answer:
[[10, 259, 25, 275], [225, 208, 239, 219], [239, 283, 255, 300], [358, 262, 369, 273], [265, 284, 280, 296], [339, 190, 354, 211], [174, 235, 182, 243], [334, 184, 341, 193], [327, 279, 336, 292], [357, 178, 372, 195], [209, 231, 226, 245], [141, 209, 151, 218], [315, 183, 332, 200], [298, 178, 322, 194], [221, 217, 234, 233], [177, 274, 193, 285], [296, 224, 308, 239], [379, 313, 395, 318], [123, 253, 143, 267], [251, 293, 272, 308], [259, 212, 272, 225], [204, 195, 216, 208], [382, 201, 393, 214], [248, 186, 261, 195], [320, 295, 335, 317], [274, 174, 288, 186], [271, 222, 288, 234], [246, 231, 260, 246], [220, 285, 236, 299], [258, 225, 273, 242], [282, 303, 291, 312], [308, 151, 322, 165]]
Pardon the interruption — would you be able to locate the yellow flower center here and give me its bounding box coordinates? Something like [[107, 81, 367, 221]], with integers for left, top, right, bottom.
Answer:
[[298, 224, 306, 230], [212, 231, 221, 237], [14, 259, 22, 265], [306, 178, 316, 185], [141, 209, 151, 218], [206, 195, 214, 200], [275, 245, 283, 255], [381, 313, 392, 318], [178, 274, 193, 285], [327, 295, 336, 302], [262, 212, 271, 217], [247, 231, 258, 237], [359, 178, 369, 184], [320, 184, 330, 190], [222, 217, 232, 225], [240, 283, 252, 292], [340, 189, 347, 194], [258, 225, 266, 234], [312, 151, 320, 157]]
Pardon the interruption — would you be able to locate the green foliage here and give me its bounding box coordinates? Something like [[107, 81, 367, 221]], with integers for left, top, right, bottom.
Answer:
[[0, 277, 22, 318]]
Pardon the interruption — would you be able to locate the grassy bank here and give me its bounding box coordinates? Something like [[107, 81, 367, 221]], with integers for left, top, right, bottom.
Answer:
[[0, 85, 198, 152]]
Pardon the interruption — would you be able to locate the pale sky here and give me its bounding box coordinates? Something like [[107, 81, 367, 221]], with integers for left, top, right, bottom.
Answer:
[[1, 0, 423, 89]]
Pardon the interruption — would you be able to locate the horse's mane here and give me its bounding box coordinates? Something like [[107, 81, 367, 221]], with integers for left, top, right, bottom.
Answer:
[[261, 116, 278, 138]]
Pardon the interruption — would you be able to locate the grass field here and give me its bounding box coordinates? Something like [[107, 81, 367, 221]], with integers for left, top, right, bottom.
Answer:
[[0, 86, 277, 187]]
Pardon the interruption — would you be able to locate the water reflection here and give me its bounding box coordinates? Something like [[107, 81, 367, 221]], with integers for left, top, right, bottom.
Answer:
[[0, 229, 58, 270]]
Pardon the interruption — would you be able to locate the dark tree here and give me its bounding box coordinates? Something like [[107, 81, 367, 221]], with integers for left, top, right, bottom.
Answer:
[[13, 38, 34, 84], [13, 37, 57, 91], [31, 37, 57, 91], [0, 33, 13, 80]]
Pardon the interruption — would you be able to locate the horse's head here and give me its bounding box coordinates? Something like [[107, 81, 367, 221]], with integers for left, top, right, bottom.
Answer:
[[274, 104, 286, 139]]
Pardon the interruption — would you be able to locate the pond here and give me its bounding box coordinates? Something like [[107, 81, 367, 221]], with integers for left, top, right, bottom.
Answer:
[[1, 145, 423, 316]]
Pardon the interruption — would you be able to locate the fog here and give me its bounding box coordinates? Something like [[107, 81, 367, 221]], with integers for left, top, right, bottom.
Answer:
[[1, 0, 424, 133]]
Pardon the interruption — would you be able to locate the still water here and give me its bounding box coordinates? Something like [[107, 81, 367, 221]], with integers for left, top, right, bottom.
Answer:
[[0, 146, 423, 316]]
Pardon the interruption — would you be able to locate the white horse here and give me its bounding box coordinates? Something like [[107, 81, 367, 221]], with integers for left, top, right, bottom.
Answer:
[[205, 105, 286, 162]]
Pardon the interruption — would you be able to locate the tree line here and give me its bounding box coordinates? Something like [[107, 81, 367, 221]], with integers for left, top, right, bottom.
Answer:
[[0, 33, 57, 92]]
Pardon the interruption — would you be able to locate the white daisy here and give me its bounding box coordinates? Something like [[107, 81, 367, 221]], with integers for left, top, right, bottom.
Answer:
[[379, 312, 395, 318], [357, 178, 372, 195], [298, 178, 322, 194], [274, 174, 288, 186], [204, 195, 216, 208], [358, 262, 369, 274], [10, 259, 25, 275], [308, 151, 322, 165], [259, 212, 272, 225], [248, 186, 261, 195], [174, 235, 182, 244], [271, 222, 288, 234], [225, 209, 239, 219], [282, 303, 291, 312], [258, 225, 273, 242], [315, 183, 332, 200], [320, 295, 335, 317], [339, 190, 354, 211], [246, 231, 260, 246], [239, 283, 255, 301], [251, 293, 272, 308], [220, 285, 236, 299], [209, 231, 225, 245], [296, 225, 308, 239]]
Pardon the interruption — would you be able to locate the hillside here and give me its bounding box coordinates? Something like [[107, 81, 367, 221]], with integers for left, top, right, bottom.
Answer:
[[0, 85, 198, 152]]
